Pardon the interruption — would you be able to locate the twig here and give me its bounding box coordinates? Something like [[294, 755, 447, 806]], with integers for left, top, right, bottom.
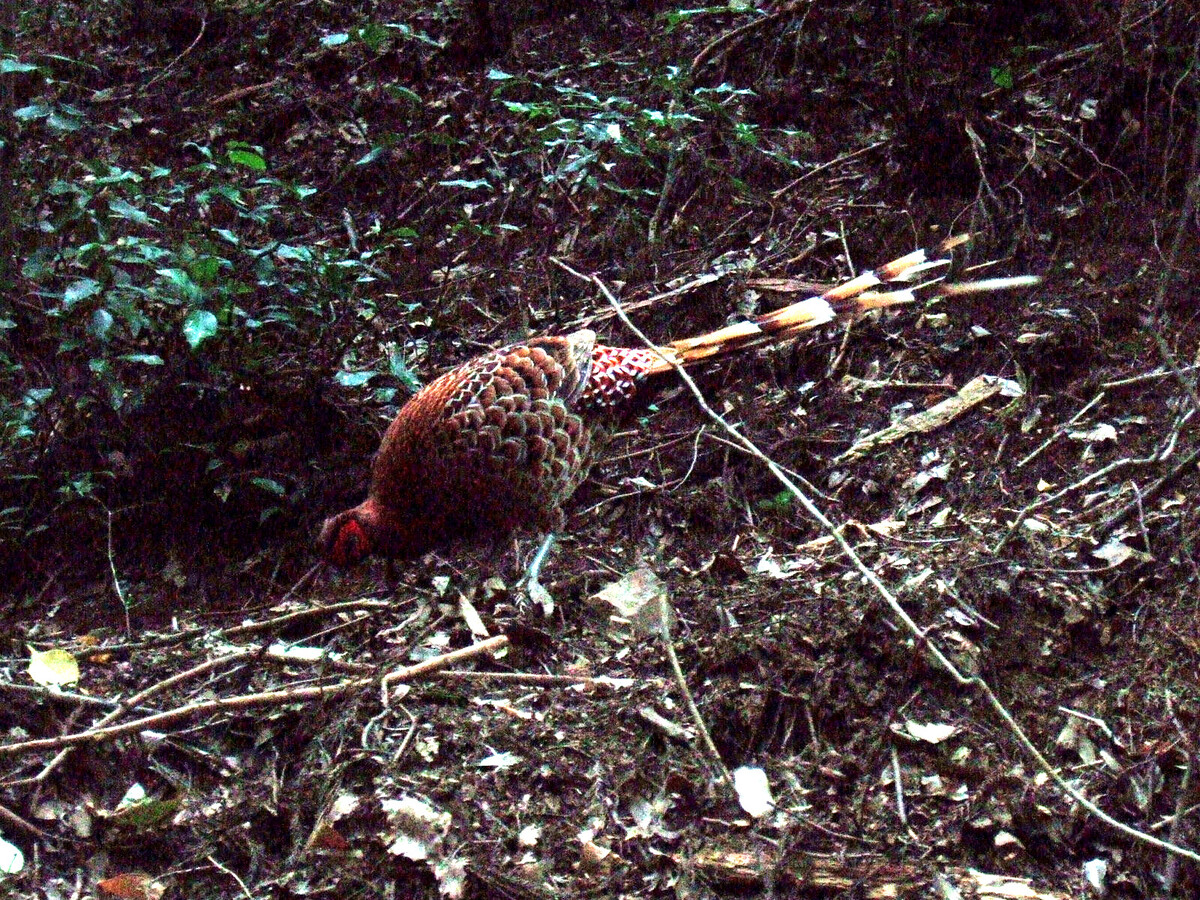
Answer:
[[591, 270, 1200, 864], [202, 78, 282, 109], [0, 682, 161, 716], [102, 503, 131, 634], [690, 1, 806, 77], [5, 651, 256, 785], [0, 679, 372, 758], [1101, 364, 1200, 389], [891, 746, 907, 826], [91, 598, 389, 656], [207, 854, 253, 900], [144, 13, 206, 89], [647, 123, 681, 247], [342, 209, 359, 254], [772, 140, 889, 200], [637, 707, 693, 742], [1146, 25, 1200, 418], [268, 561, 326, 608], [0, 638, 508, 760], [226, 597, 389, 639], [964, 120, 999, 204], [565, 270, 721, 327], [1098, 444, 1200, 534], [993, 448, 1160, 554], [432, 670, 617, 688], [1015, 391, 1105, 469], [1161, 692, 1198, 898], [825, 222, 857, 378], [0, 800, 49, 839], [380, 635, 508, 695], [656, 593, 733, 788]]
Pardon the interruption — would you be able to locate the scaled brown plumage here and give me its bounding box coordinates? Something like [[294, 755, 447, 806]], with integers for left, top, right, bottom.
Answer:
[[318, 238, 1038, 568]]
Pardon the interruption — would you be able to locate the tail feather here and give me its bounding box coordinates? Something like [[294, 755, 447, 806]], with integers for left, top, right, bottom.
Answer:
[[936, 275, 1042, 295], [642, 235, 1038, 374]]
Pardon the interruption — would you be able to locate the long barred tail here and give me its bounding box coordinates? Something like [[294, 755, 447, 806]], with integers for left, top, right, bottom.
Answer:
[[642, 234, 1040, 374]]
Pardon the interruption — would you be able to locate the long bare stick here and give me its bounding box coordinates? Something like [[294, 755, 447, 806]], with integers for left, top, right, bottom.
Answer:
[[0, 638, 509, 759]]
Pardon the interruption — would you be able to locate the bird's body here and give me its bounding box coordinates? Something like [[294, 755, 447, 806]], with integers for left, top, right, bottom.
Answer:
[[319, 238, 1038, 569], [319, 331, 660, 567]]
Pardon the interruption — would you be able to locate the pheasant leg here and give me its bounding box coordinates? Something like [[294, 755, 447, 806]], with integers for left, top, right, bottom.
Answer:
[[517, 532, 557, 616]]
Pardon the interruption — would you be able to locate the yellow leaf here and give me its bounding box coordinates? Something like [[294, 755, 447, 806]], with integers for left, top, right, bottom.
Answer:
[[27, 647, 81, 687]]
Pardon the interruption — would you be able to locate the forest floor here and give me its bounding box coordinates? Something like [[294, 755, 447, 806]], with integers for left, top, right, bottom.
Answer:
[[2, 2, 1198, 898]]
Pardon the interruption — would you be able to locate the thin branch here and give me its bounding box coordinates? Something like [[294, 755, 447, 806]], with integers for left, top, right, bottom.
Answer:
[[690, 1, 806, 78], [656, 593, 733, 789], [772, 139, 889, 201], [0, 800, 49, 840], [1146, 25, 1200, 417], [1015, 391, 1106, 469], [6, 651, 255, 786], [102, 503, 131, 634], [144, 13, 207, 90], [0, 638, 509, 759]]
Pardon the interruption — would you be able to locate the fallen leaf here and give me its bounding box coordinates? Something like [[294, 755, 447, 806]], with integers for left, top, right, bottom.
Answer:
[[896, 721, 960, 744], [458, 593, 489, 638], [381, 795, 451, 862], [588, 568, 673, 637], [1068, 423, 1117, 442], [0, 835, 23, 875], [733, 766, 774, 818], [474, 751, 522, 769], [1083, 858, 1108, 894], [1092, 537, 1152, 566], [27, 647, 80, 687], [97, 873, 165, 900]]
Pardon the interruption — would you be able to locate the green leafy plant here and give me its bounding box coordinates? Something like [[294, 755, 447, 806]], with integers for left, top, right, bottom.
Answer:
[[0, 128, 389, 543], [487, 66, 755, 221]]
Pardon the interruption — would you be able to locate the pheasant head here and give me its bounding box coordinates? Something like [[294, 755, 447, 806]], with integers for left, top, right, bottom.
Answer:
[[318, 508, 374, 567], [318, 498, 417, 567]]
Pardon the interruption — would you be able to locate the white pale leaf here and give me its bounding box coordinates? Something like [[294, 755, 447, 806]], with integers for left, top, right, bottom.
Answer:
[[1068, 423, 1117, 442], [1083, 857, 1108, 894], [1092, 538, 1133, 567], [457, 594, 489, 638], [0, 835, 24, 874], [732, 765, 774, 818], [267, 642, 329, 661], [381, 795, 451, 862], [434, 856, 468, 898], [474, 751, 522, 769], [903, 721, 960, 744]]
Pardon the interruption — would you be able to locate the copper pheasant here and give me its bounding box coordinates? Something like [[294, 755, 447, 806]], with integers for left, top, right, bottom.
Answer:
[[319, 237, 1037, 570]]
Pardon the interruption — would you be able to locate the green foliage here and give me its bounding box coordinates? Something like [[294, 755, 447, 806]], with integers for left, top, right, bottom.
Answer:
[[487, 66, 755, 216], [320, 21, 442, 52], [16, 147, 323, 405], [0, 105, 386, 537]]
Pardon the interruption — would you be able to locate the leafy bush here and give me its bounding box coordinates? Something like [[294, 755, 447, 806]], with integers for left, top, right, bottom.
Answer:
[[1, 122, 387, 563], [489, 65, 757, 210]]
